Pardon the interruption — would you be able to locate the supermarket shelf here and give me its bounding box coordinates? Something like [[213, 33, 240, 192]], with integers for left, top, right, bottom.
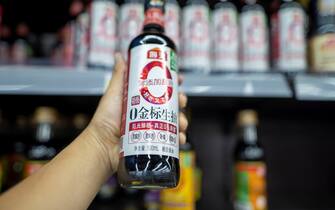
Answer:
[[295, 74, 335, 101], [182, 72, 292, 98], [0, 66, 292, 98], [0, 65, 112, 96]]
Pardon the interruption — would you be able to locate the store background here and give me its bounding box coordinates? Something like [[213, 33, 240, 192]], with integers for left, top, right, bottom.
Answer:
[[1, 0, 335, 210]]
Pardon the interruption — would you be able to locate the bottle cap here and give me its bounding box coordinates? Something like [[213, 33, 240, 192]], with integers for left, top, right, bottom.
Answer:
[[237, 110, 258, 126], [33, 107, 58, 124]]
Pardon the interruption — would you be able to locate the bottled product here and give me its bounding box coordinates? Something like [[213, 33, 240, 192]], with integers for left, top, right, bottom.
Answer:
[[75, 11, 90, 68], [180, 0, 210, 73], [119, 0, 144, 60], [240, 0, 269, 71], [272, 0, 307, 71], [23, 107, 58, 178], [160, 142, 196, 210], [309, 0, 335, 71], [118, 0, 180, 189], [234, 110, 267, 210], [311, 0, 335, 31], [87, 0, 118, 70], [63, 22, 76, 66], [165, 0, 181, 49], [212, 0, 239, 72], [0, 25, 11, 64], [12, 23, 33, 65]]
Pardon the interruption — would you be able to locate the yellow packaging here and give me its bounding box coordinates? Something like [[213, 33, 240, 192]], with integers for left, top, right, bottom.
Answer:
[[160, 151, 195, 210], [310, 33, 335, 72]]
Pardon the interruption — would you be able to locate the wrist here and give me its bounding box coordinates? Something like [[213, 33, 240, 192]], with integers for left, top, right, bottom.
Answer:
[[84, 122, 121, 174]]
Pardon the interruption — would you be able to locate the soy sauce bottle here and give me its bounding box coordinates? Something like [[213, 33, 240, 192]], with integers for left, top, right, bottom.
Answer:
[[118, 0, 180, 189]]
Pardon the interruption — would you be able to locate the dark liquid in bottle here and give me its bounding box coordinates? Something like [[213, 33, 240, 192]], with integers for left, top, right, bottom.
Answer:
[[118, 30, 180, 189]]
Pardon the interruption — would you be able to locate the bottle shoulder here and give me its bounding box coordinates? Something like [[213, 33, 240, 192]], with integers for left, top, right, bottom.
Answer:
[[129, 32, 177, 52]]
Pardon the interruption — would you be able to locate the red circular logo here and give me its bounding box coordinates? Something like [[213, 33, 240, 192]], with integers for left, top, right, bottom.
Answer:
[[140, 61, 173, 105]]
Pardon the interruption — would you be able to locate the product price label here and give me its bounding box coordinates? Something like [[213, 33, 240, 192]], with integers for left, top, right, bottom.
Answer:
[[119, 4, 144, 60], [23, 160, 48, 178], [212, 5, 239, 71], [88, 1, 117, 68], [241, 10, 269, 71], [278, 7, 306, 70], [234, 161, 267, 210], [121, 44, 179, 158], [181, 5, 210, 72], [165, 4, 180, 49]]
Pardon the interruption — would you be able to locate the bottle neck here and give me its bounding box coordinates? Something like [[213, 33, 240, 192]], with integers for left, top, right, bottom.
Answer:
[[241, 124, 258, 144]]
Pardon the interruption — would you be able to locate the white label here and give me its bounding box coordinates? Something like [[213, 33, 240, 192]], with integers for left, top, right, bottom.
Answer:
[[119, 3, 144, 60], [240, 10, 269, 71], [121, 44, 179, 159], [212, 6, 239, 71], [75, 12, 89, 68], [181, 5, 210, 72], [88, 1, 117, 68], [165, 3, 180, 49], [278, 7, 306, 71]]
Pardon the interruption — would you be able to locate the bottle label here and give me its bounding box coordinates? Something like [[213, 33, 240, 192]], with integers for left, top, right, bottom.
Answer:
[[160, 151, 195, 210], [311, 34, 335, 71], [181, 5, 210, 72], [119, 4, 144, 60], [278, 7, 306, 70], [165, 4, 180, 49], [23, 160, 48, 178], [240, 10, 269, 71], [212, 6, 239, 71], [75, 12, 89, 68], [234, 161, 267, 210], [121, 44, 179, 159], [88, 1, 117, 68]]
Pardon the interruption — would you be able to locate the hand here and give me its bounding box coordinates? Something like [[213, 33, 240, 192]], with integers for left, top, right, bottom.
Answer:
[[86, 53, 188, 174]]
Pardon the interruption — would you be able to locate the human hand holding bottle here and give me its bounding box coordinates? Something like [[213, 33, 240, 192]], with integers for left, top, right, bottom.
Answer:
[[0, 53, 188, 210], [87, 53, 189, 174]]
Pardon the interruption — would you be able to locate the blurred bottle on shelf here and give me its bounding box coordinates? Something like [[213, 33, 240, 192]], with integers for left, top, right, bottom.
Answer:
[[240, 0, 269, 72], [165, 0, 181, 50], [23, 107, 59, 178], [74, 11, 90, 69], [144, 190, 160, 210], [0, 25, 11, 64], [180, 0, 210, 73], [12, 23, 33, 65], [119, 0, 144, 60], [233, 110, 267, 210], [309, 0, 335, 72], [62, 22, 76, 67], [271, 0, 307, 72], [160, 141, 196, 210], [212, 0, 239, 72], [87, 0, 118, 70], [2, 116, 27, 190]]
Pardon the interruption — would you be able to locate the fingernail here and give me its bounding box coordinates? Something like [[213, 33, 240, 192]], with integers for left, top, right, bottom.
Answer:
[[115, 52, 122, 63]]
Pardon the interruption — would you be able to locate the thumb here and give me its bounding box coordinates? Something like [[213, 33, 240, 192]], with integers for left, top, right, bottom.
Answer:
[[104, 53, 127, 100]]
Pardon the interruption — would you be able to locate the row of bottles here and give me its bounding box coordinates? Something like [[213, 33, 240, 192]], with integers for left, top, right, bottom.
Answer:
[[2, 0, 335, 72]]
